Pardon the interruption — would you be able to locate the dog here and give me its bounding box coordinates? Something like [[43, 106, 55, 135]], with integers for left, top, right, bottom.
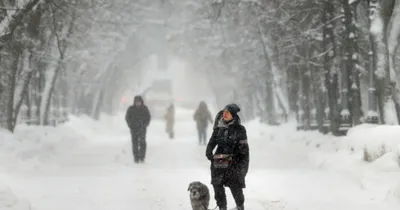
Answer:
[[188, 181, 210, 210]]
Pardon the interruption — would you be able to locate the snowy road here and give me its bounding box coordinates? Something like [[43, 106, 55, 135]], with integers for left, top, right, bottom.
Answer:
[[1, 109, 400, 210]]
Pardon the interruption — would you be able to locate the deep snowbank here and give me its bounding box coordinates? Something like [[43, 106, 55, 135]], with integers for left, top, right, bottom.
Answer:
[[246, 119, 400, 169], [0, 115, 96, 172], [245, 119, 400, 203], [345, 124, 400, 162], [0, 115, 110, 210], [2, 114, 400, 176], [1, 111, 400, 208]]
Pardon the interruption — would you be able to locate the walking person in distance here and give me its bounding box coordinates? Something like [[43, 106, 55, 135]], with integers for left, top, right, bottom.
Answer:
[[125, 95, 151, 163], [194, 101, 213, 145], [164, 103, 175, 139]]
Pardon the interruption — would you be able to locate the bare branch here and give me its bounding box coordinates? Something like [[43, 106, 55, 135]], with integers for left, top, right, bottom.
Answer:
[[49, 4, 63, 59], [0, 0, 42, 50], [0, 7, 26, 11]]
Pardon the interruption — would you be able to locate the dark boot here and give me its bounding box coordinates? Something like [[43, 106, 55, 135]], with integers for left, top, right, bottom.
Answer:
[[229, 187, 245, 210]]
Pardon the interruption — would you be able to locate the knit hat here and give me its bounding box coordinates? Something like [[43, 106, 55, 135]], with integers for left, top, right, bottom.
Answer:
[[224, 103, 240, 116], [134, 95, 144, 103]]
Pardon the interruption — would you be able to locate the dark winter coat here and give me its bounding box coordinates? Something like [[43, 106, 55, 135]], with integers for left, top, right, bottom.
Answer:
[[194, 102, 213, 129], [205, 111, 249, 188], [125, 96, 151, 131]]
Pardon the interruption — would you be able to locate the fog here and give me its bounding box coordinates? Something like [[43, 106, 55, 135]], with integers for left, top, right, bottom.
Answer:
[[137, 55, 215, 107]]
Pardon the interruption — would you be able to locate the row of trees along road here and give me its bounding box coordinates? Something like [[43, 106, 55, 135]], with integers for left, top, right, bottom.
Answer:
[[1, 0, 400, 137], [169, 0, 400, 136]]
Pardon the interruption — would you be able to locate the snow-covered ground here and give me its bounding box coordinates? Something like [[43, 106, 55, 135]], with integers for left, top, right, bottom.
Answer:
[[1, 108, 400, 210]]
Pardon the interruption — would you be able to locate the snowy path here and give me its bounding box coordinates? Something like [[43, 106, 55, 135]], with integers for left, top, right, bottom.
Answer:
[[1, 109, 400, 210]]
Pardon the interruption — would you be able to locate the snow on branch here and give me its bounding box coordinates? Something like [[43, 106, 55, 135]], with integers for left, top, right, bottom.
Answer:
[[0, 0, 42, 50], [0, 7, 26, 10], [349, 0, 362, 6], [0, 0, 43, 47]]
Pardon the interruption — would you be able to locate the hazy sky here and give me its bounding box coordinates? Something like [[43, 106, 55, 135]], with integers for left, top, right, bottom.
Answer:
[[130, 55, 216, 110]]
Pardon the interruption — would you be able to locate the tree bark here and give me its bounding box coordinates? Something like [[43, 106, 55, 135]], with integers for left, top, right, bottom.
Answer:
[[369, 0, 397, 124], [322, 0, 340, 135], [6, 49, 20, 132], [342, 0, 363, 125], [387, 0, 400, 124], [257, 24, 277, 125]]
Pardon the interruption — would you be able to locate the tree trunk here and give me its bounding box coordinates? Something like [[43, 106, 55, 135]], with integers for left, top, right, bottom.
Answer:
[[286, 65, 299, 113], [369, 0, 397, 124], [257, 24, 277, 125], [92, 87, 105, 120], [6, 50, 20, 132], [41, 60, 63, 125], [301, 44, 311, 130], [342, 0, 363, 125], [322, 0, 340, 135], [338, 1, 352, 134], [387, 0, 400, 124], [13, 70, 33, 127], [365, 0, 380, 123]]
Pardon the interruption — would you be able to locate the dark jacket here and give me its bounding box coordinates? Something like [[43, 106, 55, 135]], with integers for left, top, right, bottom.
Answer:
[[125, 96, 151, 130], [205, 110, 249, 188], [194, 102, 213, 129]]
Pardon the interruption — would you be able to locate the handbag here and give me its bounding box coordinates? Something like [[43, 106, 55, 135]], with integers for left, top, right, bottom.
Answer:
[[213, 154, 233, 169]]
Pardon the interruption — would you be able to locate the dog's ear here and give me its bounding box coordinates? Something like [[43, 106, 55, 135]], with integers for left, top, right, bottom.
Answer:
[[187, 183, 193, 191]]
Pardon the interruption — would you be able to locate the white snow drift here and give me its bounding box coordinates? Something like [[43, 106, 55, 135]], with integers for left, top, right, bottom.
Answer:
[[0, 109, 399, 210]]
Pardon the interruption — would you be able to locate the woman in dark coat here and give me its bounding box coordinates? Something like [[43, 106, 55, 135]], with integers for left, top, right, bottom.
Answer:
[[205, 104, 249, 210]]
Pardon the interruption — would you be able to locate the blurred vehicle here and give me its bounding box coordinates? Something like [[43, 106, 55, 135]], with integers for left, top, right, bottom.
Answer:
[[143, 79, 173, 119]]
